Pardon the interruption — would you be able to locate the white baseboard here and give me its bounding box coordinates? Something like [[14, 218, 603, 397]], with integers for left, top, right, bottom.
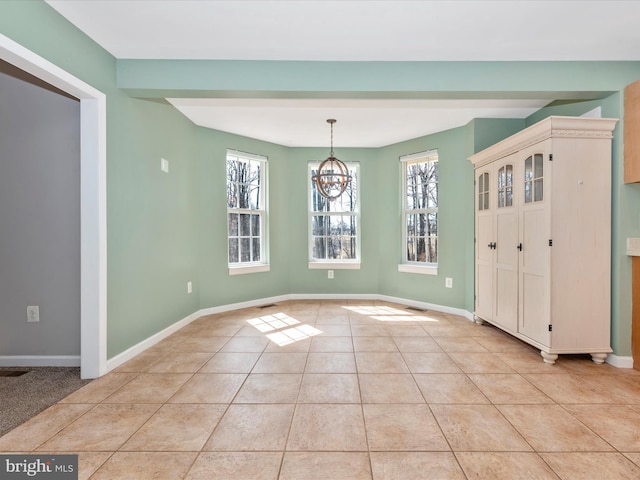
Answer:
[[606, 353, 634, 369], [0, 355, 80, 367], [105, 310, 201, 372], [104, 294, 633, 375], [378, 295, 475, 321], [288, 293, 379, 301], [105, 294, 473, 375], [197, 294, 291, 317]]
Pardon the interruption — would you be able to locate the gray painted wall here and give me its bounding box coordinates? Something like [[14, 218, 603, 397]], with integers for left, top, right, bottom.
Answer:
[[0, 62, 80, 356]]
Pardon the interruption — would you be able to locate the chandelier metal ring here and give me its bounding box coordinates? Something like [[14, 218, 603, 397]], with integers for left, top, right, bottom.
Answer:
[[311, 119, 353, 200]]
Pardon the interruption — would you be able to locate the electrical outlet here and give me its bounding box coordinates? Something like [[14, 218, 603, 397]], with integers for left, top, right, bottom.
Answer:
[[187, 281, 193, 294], [328, 270, 334, 279], [445, 277, 453, 288], [27, 306, 40, 323]]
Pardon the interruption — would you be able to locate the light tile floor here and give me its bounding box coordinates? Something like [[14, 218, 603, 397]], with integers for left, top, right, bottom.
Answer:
[[2, 300, 640, 479]]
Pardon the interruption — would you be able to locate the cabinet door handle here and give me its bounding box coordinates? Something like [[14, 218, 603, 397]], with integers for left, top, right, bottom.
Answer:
[[517, 243, 523, 251]]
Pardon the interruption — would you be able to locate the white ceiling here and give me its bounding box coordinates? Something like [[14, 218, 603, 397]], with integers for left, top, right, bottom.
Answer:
[[166, 98, 551, 148], [46, 0, 640, 147]]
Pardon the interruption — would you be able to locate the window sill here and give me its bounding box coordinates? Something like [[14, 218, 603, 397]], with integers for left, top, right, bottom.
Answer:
[[308, 262, 361, 270], [398, 264, 438, 276], [229, 264, 270, 276]]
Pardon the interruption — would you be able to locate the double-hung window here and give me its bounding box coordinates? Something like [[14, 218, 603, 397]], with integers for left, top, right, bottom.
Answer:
[[399, 150, 438, 275], [226, 149, 269, 274], [308, 162, 360, 269]]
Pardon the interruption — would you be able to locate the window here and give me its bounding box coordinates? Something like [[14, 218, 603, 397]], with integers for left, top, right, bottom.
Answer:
[[308, 162, 360, 269], [399, 150, 438, 274], [226, 150, 268, 274]]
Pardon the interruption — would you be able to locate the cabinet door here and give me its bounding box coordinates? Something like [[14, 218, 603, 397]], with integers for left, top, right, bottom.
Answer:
[[475, 167, 493, 321], [493, 158, 518, 333], [518, 146, 551, 346]]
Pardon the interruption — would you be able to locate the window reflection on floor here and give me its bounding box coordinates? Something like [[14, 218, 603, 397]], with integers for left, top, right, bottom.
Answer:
[[246, 304, 449, 347], [246, 313, 301, 332], [246, 313, 322, 346]]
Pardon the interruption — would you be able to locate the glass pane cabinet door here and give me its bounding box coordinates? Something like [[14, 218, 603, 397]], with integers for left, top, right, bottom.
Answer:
[[534, 154, 544, 202], [524, 156, 532, 203], [524, 155, 543, 204], [505, 164, 513, 207], [498, 167, 505, 208], [483, 172, 489, 210], [497, 164, 514, 208], [478, 172, 489, 211]]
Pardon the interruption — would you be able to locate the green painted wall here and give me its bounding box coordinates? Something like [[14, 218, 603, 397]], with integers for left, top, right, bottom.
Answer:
[[106, 97, 200, 357], [526, 99, 604, 125], [3, 1, 640, 360], [0, 1, 201, 357], [470, 118, 527, 152], [285, 147, 380, 295], [196, 128, 290, 307], [376, 127, 472, 309], [117, 59, 640, 98]]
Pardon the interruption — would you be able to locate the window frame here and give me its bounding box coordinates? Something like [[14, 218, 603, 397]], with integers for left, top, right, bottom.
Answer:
[[308, 161, 361, 269], [226, 149, 269, 275], [398, 149, 439, 276]]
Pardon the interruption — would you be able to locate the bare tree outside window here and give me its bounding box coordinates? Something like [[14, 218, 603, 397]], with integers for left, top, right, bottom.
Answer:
[[402, 152, 438, 264], [309, 163, 359, 262], [227, 151, 266, 265]]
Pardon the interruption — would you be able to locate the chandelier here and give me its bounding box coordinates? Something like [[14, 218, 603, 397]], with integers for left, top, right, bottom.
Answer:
[[312, 119, 352, 200]]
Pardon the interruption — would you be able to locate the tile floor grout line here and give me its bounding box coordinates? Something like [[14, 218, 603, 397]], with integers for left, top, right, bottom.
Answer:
[[4, 300, 640, 478]]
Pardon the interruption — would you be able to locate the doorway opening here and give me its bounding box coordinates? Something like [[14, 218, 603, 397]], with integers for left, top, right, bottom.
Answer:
[[0, 34, 107, 378]]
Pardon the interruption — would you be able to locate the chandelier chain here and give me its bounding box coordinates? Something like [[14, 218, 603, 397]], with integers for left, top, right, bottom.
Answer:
[[328, 118, 336, 156], [331, 123, 333, 155]]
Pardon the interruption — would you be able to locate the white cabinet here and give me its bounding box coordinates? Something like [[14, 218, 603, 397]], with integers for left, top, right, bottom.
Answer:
[[469, 116, 618, 364]]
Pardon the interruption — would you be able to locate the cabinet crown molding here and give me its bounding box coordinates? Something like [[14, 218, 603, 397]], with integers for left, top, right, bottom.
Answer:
[[469, 116, 618, 168]]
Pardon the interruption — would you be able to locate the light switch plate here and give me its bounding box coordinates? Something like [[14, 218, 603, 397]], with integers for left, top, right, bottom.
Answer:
[[27, 305, 40, 323], [627, 238, 640, 256], [161, 158, 169, 173]]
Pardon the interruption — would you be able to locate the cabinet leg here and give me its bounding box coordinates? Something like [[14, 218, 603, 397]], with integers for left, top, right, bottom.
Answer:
[[540, 351, 558, 365], [473, 315, 484, 325], [590, 353, 608, 364]]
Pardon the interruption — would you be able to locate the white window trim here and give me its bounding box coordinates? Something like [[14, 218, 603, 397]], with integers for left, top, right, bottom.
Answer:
[[308, 161, 361, 267], [226, 149, 269, 271], [398, 264, 438, 275], [308, 261, 361, 270], [399, 149, 439, 270], [229, 264, 270, 276]]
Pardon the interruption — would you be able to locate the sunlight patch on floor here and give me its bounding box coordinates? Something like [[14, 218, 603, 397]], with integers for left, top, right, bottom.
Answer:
[[247, 313, 323, 346], [246, 313, 301, 332], [345, 305, 444, 323], [343, 305, 409, 316], [266, 324, 323, 346]]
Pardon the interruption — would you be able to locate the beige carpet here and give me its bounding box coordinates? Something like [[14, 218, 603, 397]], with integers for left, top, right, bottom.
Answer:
[[0, 367, 92, 437]]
